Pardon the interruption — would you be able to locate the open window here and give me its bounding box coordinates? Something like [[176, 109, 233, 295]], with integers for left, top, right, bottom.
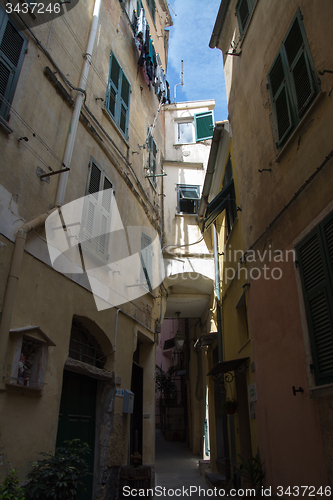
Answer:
[[236, 0, 258, 38], [177, 185, 200, 215]]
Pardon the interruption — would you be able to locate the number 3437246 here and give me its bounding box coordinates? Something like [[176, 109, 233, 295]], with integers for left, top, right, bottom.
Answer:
[[6, 3, 61, 14], [277, 486, 331, 497]]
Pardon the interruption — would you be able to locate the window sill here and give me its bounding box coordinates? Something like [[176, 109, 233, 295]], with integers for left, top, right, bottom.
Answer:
[[274, 91, 326, 164], [102, 107, 130, 148], [176, 213, 198, 217], [6, 382, 43, 394], [0, 117, 13, 135], [309, 382, 333, 399]]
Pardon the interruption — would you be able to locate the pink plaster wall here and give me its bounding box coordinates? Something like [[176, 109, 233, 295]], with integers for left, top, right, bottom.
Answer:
[[248, 255, 328, 490]]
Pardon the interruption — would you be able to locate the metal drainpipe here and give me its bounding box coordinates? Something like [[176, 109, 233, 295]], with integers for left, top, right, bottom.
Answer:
[[213, 221, 223, 362], [55, 0, 102, 206], [0, 209, 57, 388]]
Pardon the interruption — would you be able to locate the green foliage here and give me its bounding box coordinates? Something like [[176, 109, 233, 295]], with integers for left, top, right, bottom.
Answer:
[[220, 398, 238, 414], [238, 450, 265, 489], [25, 439, 90, 500], [155, 365, 178, 403], [0, 469, 25, 500]]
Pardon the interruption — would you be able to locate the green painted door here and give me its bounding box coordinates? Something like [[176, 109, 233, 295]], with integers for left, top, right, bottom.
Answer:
[[56, 371, 97, 499]]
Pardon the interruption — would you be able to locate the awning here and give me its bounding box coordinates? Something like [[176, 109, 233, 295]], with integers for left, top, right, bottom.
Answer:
[[207, 357, 249, 376]]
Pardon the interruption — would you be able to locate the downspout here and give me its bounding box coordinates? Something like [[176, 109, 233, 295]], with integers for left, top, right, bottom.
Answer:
[[0, 0, 102, 387], [213, 221, 223, 363], [55, 0, 102, 206]]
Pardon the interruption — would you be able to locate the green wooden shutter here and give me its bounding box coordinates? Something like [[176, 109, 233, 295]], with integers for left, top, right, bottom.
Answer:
[[107, 53, 130, 138], [194, 111, 214, 142], [283, 16, 316, 117], [141, 233, 152, 291], [297, 214, 333, 385], [120, 72, 130, 136], [107, 55, 120, 118], [0, 10, 27, 120], [268, 51, 293, 146]]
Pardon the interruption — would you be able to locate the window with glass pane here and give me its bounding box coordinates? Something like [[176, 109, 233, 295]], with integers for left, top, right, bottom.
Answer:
[[177, 185, 200, 214], [176, 121, 194, 144], [106, 53, 131, 138], [267, 10, 319, 148], [81, 159, 113, 260]]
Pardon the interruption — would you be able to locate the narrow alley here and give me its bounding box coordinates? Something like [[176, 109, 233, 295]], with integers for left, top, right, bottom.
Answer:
[[154, 430, 227, 499]]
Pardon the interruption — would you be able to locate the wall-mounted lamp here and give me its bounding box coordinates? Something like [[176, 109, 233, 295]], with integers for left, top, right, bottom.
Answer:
[[174, 311, 185, 352]]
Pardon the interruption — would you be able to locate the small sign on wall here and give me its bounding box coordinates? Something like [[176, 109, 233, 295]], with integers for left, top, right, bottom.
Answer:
[[248, 383, 257, 402]]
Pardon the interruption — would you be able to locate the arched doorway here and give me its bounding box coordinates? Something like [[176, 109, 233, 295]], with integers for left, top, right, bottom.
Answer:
[[56, 317, 108, 500]]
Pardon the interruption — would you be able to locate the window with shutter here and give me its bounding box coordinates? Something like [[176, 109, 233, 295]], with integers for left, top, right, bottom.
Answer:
[[0, 8, 27, 120], [202, 155, 237, 234], [141, 233, 152, 292], [236, 0, 258, 37], [194, 111, 214, 142], [147, 134, 157, 186], [267, 10, 319, 148], [81, 159, 113, 261], [177, 185, 200, 214], [106, 53, 131, 138], [176, 120, 194, 144], [147, 0, 155, 24], [297, 212, 333, 385]]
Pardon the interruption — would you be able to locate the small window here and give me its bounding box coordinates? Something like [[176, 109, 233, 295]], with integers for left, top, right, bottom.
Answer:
[[141, 232, 152, 292], [176, 120, 194, 144], [177, 185, 200, 214], [106, 53, 131, 138], [81, 159, 113, 260], [194, 111, 214, 142], [69, 319, 106, 369], [236, 0, 258, 37], [147, 134, 157, 186], [297, 212, 333, 386], [267, 10, 319, 148], [0, 7, 28, 121]]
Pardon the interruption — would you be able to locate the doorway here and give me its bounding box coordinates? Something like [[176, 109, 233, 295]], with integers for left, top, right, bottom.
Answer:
[[56, 370, 97, 499], [130, 362, 143, 463]]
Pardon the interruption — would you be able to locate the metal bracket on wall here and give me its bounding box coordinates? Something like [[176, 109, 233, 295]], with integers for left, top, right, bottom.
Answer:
[[292, 386, 304, 396]]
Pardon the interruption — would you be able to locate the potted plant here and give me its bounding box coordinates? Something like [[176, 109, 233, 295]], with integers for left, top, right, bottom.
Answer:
[[220, 398, 238, 415], [238, 451, 265, 497]]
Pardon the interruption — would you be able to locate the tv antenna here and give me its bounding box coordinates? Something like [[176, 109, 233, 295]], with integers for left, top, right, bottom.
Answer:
[[174, 60, 184, 103]]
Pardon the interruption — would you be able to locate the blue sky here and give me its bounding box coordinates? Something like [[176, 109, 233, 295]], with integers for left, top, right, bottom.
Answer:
[[166, 0, 228, 122]]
